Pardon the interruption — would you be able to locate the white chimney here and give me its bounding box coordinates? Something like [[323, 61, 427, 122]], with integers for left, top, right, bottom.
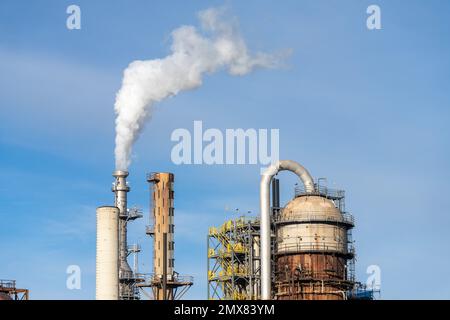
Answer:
[[96, 206, 119, 300]]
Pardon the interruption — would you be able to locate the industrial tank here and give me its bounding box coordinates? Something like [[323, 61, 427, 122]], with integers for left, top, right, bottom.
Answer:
[[274, 193, 354, 300]]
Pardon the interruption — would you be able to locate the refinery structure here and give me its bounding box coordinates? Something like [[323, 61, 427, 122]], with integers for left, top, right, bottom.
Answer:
[[0, 280, 29, 300], [96, 171, 193, 300], [95, 160, 375, 300]]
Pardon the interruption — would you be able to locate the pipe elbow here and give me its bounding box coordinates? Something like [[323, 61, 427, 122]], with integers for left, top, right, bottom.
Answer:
[[261, 160, 315, 193]]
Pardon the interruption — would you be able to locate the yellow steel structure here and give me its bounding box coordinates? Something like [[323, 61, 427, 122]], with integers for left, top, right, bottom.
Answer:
[[207, 216, 261, 300]]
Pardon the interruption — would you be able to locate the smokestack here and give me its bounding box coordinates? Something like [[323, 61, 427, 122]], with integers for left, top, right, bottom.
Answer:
[[112, 170, 129, 214], [260, 160, 314, 300], [147, 172, 181, 300], [96, 206, 119, 300], [112, 170, 133, 296]]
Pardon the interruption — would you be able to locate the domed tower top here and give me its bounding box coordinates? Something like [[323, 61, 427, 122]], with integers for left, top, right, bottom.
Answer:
[[282, 195, 341, 220]]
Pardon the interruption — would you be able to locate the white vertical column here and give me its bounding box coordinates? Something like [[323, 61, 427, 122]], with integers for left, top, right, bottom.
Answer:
[[96, 206, 119, 300]]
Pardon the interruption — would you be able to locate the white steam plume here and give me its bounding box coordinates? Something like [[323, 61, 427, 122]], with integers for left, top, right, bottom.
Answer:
[[114, 7, 287, 170]]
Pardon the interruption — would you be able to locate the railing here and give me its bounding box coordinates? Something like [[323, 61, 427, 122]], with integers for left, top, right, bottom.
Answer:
[[120, 270, 145, 281], [174, 275, 194, 283], [276, 270, 349, 281], [138, 273, 194, 284], [348, 283, 379, 300], [120, 270, 134, 280], [146, 225, 155, 235], [276, 210, 354, 226], [127, 207, 143, 220], [0, 280, 16, 289], [276, 242, 354, 255], [295, 185, 345, 200], [209, 216, 260, 235], [146, 172, 160, 182], [128, 244, 141, 253]]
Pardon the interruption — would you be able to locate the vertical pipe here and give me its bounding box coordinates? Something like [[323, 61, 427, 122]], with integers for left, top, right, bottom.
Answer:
[[271, 179, 276, 208], [112, 170, 132, 283], [163, 232, 168, 300], [133, 246, 138, 275], [206, 234, 210, 300], [253, 234, 260, 298], [260, 173, 272, 300], [260, 160, 314, 300], [275, 179, 280, 208], [231, 220, 235, 299], [272, 178, 280, 209], [249, 228, 253, 299]]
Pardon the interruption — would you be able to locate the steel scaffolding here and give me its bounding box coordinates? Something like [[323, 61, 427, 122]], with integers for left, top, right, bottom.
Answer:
[[207, 216, 261, 300]]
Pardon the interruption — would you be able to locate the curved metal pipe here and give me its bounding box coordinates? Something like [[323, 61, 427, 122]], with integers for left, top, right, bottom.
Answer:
[[260, 160, 314, 300]]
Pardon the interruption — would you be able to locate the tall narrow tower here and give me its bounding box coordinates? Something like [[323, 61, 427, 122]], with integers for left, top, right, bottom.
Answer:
[[112, 170, 136, 299], [146, 172, 192, 300]]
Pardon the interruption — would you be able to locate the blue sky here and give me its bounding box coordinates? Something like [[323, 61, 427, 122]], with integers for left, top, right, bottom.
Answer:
[[1, 0, 449, 299]]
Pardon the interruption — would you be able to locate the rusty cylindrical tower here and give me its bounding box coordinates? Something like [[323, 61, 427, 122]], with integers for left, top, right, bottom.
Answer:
[[274, 191, 355, 300]]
